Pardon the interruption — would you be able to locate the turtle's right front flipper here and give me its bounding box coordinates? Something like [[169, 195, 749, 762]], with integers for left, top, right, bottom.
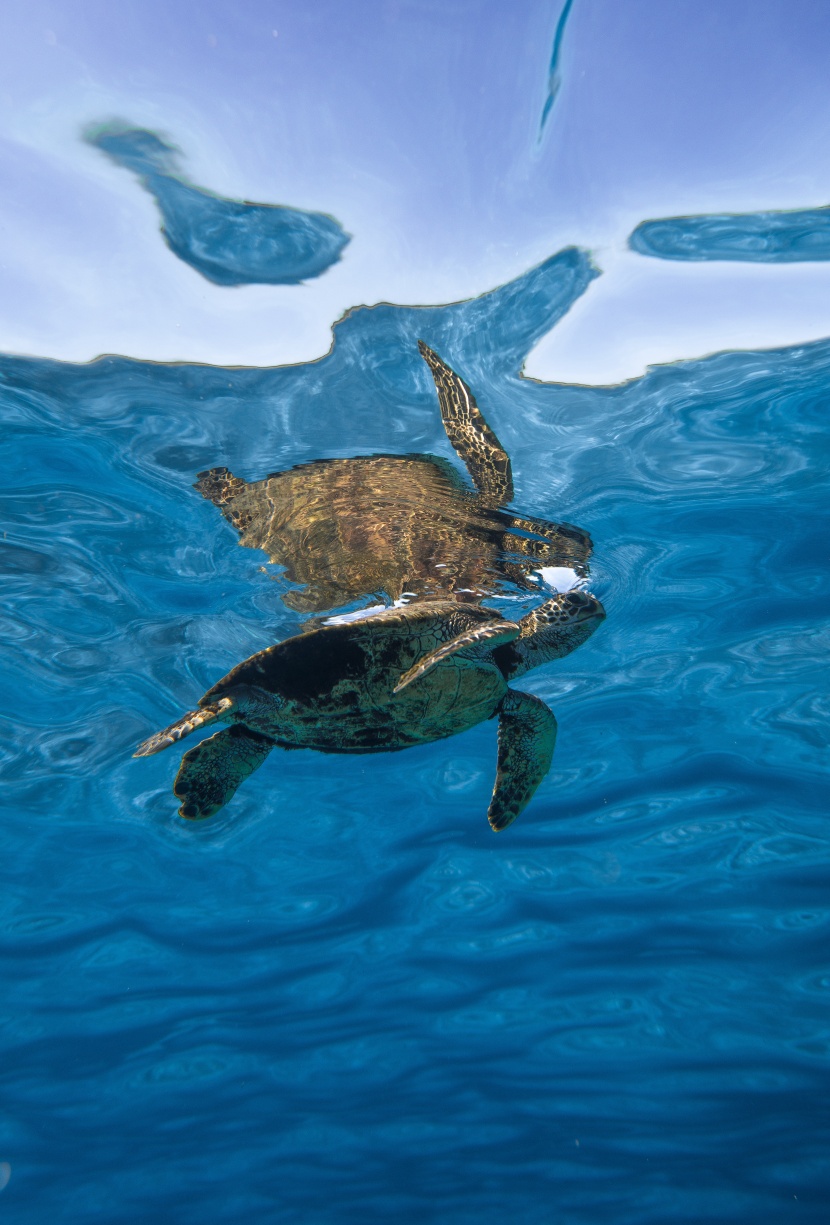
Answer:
[[174, 725, 274, 820], [418, 341, 514, 506]]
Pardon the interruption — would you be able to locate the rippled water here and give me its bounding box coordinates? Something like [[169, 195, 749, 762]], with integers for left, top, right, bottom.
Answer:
[[4, 244, 830, 1222], [630, 204, 830, 263]]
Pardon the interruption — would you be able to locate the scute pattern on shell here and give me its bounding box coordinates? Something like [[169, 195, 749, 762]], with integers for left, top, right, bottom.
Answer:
[[196, 456, 590, 612]]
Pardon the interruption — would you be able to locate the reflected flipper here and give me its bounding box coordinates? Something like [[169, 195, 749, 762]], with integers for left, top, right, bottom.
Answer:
[[394, 620, 520, 693], [174, 725, 274, 820], [503, 513, 593, 573], [418, 340, 514, 505], [489, 689, 557, 831]]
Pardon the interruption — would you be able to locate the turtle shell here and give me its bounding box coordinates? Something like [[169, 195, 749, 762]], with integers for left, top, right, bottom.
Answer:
[[201, 600, 508, 753]]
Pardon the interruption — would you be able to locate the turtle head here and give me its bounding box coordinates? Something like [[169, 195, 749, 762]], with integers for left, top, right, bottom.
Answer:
[[506, 589, 605, 678], [557, 588, 605, 630]]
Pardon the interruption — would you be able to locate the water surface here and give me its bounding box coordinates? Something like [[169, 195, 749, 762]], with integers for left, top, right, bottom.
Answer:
[[630, 204, 830, 262], [87, 123, 350, 285], [3, 245, 829, 1222]]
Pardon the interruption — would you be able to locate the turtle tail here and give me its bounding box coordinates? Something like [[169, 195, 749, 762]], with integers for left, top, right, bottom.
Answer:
[[133, 697, 235, 757]]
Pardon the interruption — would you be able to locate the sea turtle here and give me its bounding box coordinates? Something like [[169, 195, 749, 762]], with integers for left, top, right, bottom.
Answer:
[[134, 590, 605, 829], [195, 342, 592, 613]]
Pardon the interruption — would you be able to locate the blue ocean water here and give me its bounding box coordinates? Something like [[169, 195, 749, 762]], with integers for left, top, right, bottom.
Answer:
[[630, 204, 830, 262], [86, 123, 350, 285], [3, 245, 830, 1223]]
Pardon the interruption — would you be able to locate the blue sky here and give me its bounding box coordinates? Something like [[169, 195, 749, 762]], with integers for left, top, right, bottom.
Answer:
[[2, 0, 830, 381]]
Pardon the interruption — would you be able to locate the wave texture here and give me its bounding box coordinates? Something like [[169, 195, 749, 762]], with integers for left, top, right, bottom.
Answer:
[[2, 247, 829, 1222]]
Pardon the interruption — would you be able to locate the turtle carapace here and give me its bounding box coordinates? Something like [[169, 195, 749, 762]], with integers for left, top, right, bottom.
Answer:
[[135, 591, 605, 830]]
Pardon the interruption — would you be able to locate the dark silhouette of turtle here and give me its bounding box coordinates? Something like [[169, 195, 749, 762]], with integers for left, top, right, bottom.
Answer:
[[135, 591, 604, 829], [195, 342, 591, 613]]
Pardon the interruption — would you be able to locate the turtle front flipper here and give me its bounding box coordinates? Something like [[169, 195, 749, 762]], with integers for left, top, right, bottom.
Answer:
[[418, 340, 514, 506], [394, 620, 520, 693], [133, 697, 235, 757], [174, 725, 274, 820], [488, 689, 557, 831]]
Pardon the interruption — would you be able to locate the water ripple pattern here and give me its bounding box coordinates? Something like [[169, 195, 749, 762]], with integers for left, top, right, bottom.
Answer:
[[86, 123, 350, 285], [3, 246, 830, 1222], [630, 203, 830, 262]]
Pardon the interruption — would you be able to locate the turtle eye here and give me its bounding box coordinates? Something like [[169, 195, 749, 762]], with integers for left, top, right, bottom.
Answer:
[[562, 590, 604, 621], [564, 591, 591, 610]]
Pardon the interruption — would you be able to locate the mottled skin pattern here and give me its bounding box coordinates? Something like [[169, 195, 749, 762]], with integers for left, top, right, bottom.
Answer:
[[135, 592, 604, 831], [195, 343, 591, 613], [417, 339, 514, 504]]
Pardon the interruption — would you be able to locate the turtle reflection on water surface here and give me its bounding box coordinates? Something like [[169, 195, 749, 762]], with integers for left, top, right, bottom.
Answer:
[[136, 592, 604, 830], [195, 342, 592, 613]]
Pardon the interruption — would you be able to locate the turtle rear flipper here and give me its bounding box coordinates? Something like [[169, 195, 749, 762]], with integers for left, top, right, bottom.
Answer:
[[133, 697, 235, 757], [488, 689, 557, 831], [394, 619, 520, 693], [174, 725, 274, 820], [418, 340, 514, 506]]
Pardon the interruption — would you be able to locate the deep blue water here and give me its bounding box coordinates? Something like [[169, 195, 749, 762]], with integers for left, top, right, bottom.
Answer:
[[3, 246, 830, 1222], [87, 123, 350, 285]]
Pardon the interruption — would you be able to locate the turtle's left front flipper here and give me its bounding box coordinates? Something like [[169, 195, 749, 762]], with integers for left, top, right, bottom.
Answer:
[[174, 725, 274, 820], [133, 697, 235, 757], [488, 689, 557, 831], [394, 619, 520, 693]]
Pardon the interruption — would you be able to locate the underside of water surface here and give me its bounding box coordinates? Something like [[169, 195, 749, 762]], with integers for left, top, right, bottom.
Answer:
[[86, 123, 350, 286], [6, 0, 830, 1217], [630, 205, 830, 262], [3, 230, 830, 1222]]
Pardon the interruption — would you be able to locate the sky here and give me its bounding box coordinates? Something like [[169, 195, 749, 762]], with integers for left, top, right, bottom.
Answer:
[[2, 0, 830, 382]]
